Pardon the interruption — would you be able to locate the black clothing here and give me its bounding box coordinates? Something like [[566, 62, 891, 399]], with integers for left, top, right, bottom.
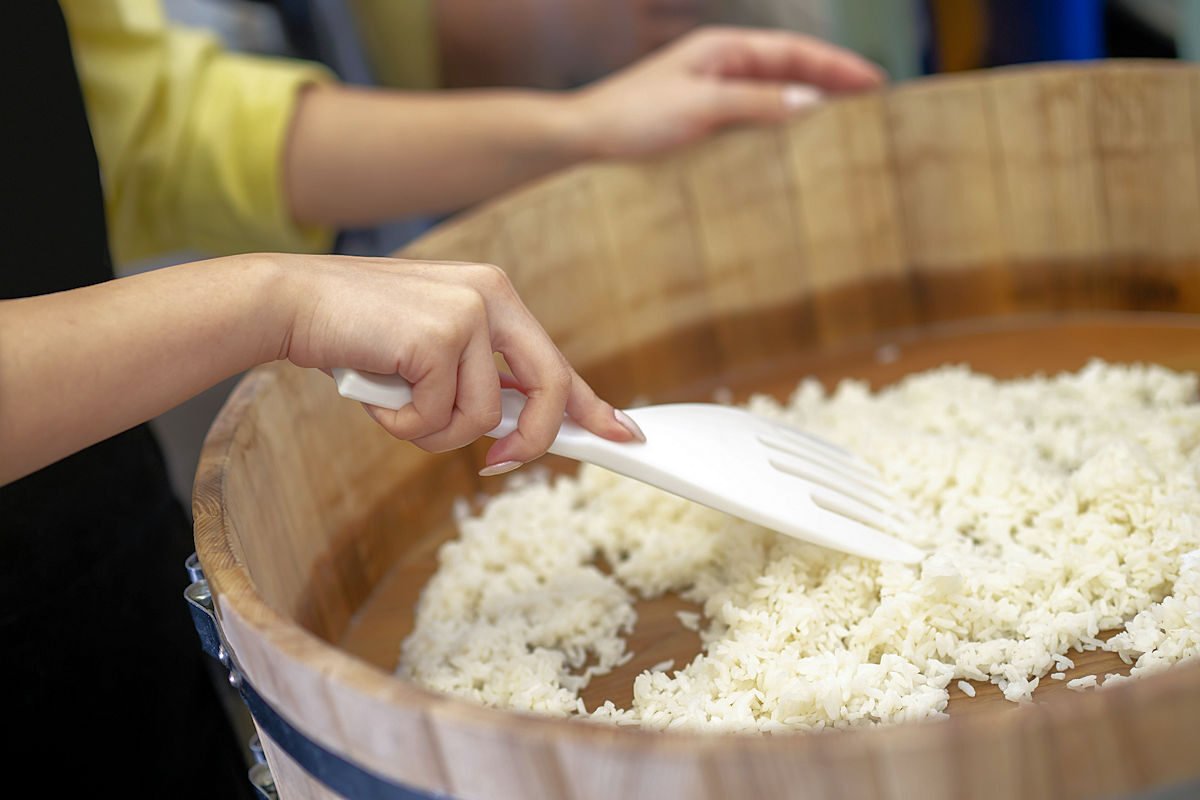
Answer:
[[1, 4, 252, 796]]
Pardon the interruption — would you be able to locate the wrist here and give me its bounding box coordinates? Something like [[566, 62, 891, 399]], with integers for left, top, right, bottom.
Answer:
[[543, 90, 607, 163], [218, 253, 298, 366]]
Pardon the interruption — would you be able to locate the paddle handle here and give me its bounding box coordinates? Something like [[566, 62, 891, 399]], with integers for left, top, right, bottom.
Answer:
[[332, 368, 642, 464], [331, 368, 414, 411], [330, 368, 519, 442]]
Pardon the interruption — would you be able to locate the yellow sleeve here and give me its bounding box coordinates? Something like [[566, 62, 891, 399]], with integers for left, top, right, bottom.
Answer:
[[61, 0, 337, 265]]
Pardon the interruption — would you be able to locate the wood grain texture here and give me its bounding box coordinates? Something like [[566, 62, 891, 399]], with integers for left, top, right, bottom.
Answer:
[[785, 93, 914, 341], [192, 62, 1200, 800]]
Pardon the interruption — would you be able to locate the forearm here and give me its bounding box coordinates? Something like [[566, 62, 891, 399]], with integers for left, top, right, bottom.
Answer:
[[0, 255, 286, 484], [284, 85, 593, 227]]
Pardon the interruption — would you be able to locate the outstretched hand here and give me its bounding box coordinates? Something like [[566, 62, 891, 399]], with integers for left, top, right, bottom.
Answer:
[[570, 26, 886, 158]]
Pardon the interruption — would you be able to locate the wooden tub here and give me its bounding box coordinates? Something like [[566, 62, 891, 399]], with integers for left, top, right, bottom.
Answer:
[[194, 61, 1200, 799]]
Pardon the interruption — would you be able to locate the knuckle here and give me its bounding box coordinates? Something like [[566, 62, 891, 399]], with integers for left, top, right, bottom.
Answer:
[[414, 426, 476, 454], [538, 369, 573, 403], [427, 408, 500, 452], [553, 364, 574, 393], [448, 285, 489, 323], [425, 318, 459, 349], [410, 434, 451, 453], [427, 405, 454, 432], [372, 414, 417, 442], [479, 404, 503, 433], [427, 312, 475, 350], [474, 263, 515, 296], [390, 406, 452, 440]]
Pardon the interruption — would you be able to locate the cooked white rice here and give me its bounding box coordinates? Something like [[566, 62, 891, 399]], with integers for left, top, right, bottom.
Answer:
[[397, 360, 1200, 732]]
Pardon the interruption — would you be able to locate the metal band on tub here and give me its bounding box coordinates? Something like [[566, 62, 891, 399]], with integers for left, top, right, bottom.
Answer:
[[185, 567, 452, 800]]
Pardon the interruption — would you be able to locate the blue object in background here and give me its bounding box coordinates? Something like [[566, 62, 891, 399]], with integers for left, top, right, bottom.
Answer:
[[986, 0, 1105, 64]]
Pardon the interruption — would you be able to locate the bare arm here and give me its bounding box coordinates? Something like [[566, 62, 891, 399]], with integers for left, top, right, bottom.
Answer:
[[285, 87, 584, 226], [0, 256, 281, 482], [284, 27, 885, 227], [0, 255, 635, 486]]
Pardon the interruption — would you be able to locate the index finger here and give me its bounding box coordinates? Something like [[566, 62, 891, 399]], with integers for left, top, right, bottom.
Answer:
[[483, 340, 571, 465], [483, 318, 631, 467]]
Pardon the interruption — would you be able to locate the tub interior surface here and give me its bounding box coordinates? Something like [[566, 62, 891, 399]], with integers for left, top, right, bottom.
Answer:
[[317, 311, 1200, 719]]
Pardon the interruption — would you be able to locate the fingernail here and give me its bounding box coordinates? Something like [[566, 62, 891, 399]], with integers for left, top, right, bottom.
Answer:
[[783, 84, 823, 112], [613, 409, 646, 443], [478, 460, 523, 477]]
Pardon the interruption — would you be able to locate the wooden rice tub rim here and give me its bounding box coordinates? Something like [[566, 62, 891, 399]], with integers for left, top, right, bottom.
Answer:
[[194, 59, 1200, 796]]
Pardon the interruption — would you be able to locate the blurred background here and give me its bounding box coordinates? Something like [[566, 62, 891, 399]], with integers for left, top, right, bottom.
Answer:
[[147, 0, 1200, 505]]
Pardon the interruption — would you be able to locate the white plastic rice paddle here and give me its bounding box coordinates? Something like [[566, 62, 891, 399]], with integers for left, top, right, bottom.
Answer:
[[332, 369, 924, 564]]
